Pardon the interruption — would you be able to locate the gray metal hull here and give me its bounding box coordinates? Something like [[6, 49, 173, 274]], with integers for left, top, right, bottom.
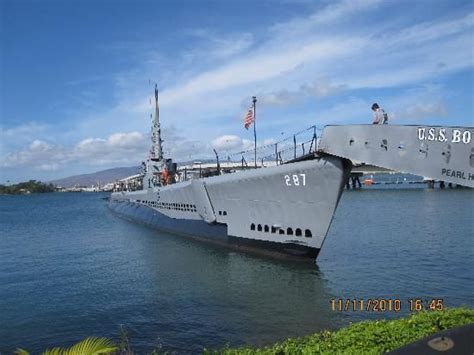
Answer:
[[109, 154, 351, 260], [109, 200, 321, 259]]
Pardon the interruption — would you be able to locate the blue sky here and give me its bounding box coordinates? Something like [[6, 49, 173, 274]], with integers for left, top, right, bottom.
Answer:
[[1, 0, 473, 182]]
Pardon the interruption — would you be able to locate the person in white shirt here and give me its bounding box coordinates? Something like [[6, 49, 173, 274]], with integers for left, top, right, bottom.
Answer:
[[371, 103, 388, 124]]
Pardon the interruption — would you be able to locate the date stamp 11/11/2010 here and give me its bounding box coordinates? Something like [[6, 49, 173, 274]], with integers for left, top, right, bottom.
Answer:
[[330, 298, 445, 313]]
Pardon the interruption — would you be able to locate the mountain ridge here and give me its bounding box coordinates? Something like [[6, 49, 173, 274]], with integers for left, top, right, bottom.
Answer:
[[49, 166, 140, 188]]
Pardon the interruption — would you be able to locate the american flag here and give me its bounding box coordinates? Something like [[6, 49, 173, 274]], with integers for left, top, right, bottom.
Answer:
[[243, 106, 254, 129]]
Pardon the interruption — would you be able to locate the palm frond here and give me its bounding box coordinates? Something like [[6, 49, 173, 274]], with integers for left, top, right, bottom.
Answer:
[[42, 348, 63, 355], [63, 337, 117, 355], [14, 349, 30, 355]]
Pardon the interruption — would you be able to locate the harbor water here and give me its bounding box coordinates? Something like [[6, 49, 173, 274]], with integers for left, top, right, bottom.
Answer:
[[0, 187, 473, 353]]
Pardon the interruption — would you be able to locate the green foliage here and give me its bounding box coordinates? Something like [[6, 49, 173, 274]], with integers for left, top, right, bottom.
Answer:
[[61, 337, 117, 354], [15, 337, 117, 355], [14, 308, 474, 354], [0, 180, 56, 194], [215, 308, 474, 354], [118, 325, 132, 354]]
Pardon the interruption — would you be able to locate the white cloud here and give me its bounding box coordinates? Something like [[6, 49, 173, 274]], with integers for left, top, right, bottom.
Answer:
[[0, 122, 52, 155], [1, 128, 224, 172], [72, 132, 148, 164], [1, 140, 59, 168], [242, 139, 254, 150], [166, 140, 210, 162], [391, 100, 448, 122], [302, 79, 348, 97], [108, 132, 143, 147], [377, 84, 450, 122], [1, 132, 149, 170], [160, 126, 213, 161], [0, 123, 49, 138], [398, 102, 448, 120], [262, 138, 276, 146], [161, 37, 365, 106], [139, 4, 472, 131], [211, 34, 254, 59], [345, 32, 473, 90], [211, 135, 244, 151], [258, 89, 300, 107], [212, 135, 278, 161], [184, 29, 254, 59], [37, 163, 60, 171], [384, 13, 474, 49], [76, 138, 107, 152], [259, 78, 348, 107], [270, 0, 382, 37], [29, 140, 52, 152]]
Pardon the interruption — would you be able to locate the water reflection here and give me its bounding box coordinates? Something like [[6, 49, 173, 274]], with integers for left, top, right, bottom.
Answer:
[[131, 228, 343, 352]]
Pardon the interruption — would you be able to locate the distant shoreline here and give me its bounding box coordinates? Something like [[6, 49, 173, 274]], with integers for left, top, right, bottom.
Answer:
[[0, 180, 56, 195]]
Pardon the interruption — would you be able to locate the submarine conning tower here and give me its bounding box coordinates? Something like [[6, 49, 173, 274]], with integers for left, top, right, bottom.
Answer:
[[318, 125, 474, 188]]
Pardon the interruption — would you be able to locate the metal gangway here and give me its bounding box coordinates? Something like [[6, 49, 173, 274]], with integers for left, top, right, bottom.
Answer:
[[319, 125, 473, 188]]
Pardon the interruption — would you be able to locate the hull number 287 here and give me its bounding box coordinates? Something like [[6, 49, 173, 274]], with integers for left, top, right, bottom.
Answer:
[[284, 174, 306, 186]]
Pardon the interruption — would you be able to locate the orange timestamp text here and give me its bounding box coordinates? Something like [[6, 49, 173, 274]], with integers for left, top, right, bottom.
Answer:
[[330, 298, 445, 312]]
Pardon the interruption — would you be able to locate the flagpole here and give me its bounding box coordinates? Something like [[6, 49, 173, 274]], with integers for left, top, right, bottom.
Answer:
[[252, 96, 257, 168]]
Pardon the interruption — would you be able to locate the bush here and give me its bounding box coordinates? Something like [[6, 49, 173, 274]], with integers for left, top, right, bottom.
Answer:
[[213, 308, 474, 354]]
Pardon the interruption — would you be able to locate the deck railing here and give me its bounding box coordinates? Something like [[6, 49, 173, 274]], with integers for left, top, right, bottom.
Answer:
[[224, 125, 321, 168], [115, 125, 323, 190]]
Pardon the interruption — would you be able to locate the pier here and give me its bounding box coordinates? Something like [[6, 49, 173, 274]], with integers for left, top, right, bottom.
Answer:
[[319, 125, 473, 188]]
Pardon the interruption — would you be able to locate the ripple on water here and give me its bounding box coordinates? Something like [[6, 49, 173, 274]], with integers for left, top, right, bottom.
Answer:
[[0, 189, 472, 353]]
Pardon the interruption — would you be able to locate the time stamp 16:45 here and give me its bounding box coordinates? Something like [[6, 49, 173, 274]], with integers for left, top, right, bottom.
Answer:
[[330, 298, 445, 312]]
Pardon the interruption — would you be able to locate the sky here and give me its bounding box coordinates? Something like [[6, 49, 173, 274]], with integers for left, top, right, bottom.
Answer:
[[1, 0, 473, 183]]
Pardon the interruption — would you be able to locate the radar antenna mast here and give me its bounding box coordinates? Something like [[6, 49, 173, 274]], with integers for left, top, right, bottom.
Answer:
[[151, 84, 163, 161]]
